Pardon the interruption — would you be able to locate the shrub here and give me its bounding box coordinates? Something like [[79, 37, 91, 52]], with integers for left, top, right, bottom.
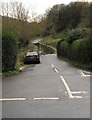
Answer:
[[79, 39, 92, 64], [2, 31, 18, 72], [60, 41, 70, 57], [57, 28, 92, 69], [57, 39, 65, 56], [69, 39, 83, 60], [66, 28, 90, 44]]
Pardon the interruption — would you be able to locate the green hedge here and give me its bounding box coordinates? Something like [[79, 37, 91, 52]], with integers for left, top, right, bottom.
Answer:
[[57, 28, 92, 69], [2, 31, 18, 72], [57, 38, 92, 68], [79, 39, 92, 64], [66, 28, 90, 44], [57, 39, 65, 56], [60, 41, 69, 57], [69, 39, 83, 61]]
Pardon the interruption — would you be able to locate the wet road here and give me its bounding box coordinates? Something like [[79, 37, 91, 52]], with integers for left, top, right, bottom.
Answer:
[[2, 54, 90, 118]]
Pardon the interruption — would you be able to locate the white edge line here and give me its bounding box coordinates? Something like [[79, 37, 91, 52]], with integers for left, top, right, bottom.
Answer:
[[0, 98, 26, 101], [60, 76, 74, 98]]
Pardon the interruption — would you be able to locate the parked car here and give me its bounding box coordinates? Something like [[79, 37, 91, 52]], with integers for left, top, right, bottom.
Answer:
[[24, 52, 40, 64]]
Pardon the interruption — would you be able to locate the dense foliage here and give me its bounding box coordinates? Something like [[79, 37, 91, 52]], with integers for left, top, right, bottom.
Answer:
[[64, 28, 90, 43], [44, 2, 90, 36], [2, 31, 18, 72], [2, 1, 92, 71], [57, 28, 92, 69], [2, 18, 44, 48]]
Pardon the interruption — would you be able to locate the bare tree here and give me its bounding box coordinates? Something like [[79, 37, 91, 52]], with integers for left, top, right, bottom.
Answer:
[[1, 3, 5, 16], [29, 5, 37, 22], [1, 2, 29, 21], [6, 3, 9, 17]]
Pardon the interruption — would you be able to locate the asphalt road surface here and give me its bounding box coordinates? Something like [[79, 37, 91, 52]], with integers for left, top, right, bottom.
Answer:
[[2, 54, 90, 118]]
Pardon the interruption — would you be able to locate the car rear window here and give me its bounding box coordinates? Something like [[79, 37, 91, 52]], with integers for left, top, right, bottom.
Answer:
[[26, 52, 38, 56]]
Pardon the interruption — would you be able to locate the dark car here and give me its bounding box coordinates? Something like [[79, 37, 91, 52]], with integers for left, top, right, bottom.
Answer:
[[24, 52, 40, 64]]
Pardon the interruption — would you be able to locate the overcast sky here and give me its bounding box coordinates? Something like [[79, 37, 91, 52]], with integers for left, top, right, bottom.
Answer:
[[0, 0, 92, 16]]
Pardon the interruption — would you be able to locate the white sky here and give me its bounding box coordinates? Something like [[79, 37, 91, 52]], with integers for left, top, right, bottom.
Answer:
[[0, 0, 92, 16]]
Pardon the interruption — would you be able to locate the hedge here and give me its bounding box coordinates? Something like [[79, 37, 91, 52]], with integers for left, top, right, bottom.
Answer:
[[57, 27, 92, 69], [79, 39, 92, 64], [66, 28, 90, 44], [2, 31, 18, 72], [57, 38, 92, 67], [60, 41, 69, 57], [57, 38, 65, 56], [69, 39, 83, 61]]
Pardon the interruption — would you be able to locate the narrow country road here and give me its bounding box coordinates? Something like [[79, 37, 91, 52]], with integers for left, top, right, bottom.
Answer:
[[2, 54, 90, 118]]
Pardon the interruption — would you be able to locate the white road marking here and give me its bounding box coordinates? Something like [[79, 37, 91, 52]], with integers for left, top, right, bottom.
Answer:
[[54, 68, 59, 73], [65, 91, 88, 94], [60, 76, 82, 99], [51, 64, 54, 68], [51, 64, 83, 99], [79, 70, 91, 77], [33, 97, 59, 100], [60, 76, 74, 98], [79, 70, 85, 76], [71, 91, 87, 94], [73, 96, 82, 98], [51, 64, 59, 73], [82, 70, 91, 74], [0, 98, 26, 101]]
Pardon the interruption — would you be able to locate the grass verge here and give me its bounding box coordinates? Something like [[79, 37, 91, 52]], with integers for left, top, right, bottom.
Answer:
[[40, 38, 60, 49], [2, 69, 20, 77]]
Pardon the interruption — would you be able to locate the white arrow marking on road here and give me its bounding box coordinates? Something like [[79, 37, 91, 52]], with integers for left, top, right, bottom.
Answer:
[[0, 98, 26, 101]]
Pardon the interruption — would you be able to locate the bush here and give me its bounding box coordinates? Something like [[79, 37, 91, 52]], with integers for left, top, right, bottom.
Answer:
[[57, 39, 65, 56], [2, 31, 18, 72], [57, 38, 92, 68], [79, 39, 92, 64], [66, 28, 90, 44], [57, 28, 92, 69], [69, 39, 83, 60], [60, 41, 70, 57]]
